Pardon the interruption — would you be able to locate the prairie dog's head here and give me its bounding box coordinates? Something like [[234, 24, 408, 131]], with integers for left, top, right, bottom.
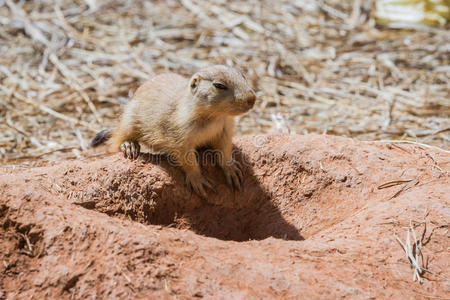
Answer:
[[189, 65, 256, 116]]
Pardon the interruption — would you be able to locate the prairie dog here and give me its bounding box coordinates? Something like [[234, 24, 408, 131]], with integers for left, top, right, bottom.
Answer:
[[91, 65, 256, 197]]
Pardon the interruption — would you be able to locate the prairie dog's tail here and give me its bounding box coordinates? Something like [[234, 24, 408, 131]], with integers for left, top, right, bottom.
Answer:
[[90, 127, 132, 152], [90, 129, 113, 147]]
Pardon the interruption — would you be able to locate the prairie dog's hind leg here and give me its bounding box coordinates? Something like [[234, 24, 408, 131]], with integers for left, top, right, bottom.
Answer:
[[121, 141, 141, 160], [111, 100, 141, 155]]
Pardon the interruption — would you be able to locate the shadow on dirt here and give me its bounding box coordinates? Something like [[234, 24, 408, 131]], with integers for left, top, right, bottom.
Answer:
[[83, 147, 303, 242]]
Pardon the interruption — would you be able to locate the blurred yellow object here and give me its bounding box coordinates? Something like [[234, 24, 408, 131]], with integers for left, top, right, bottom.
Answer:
[[376, 0, 450, 26]]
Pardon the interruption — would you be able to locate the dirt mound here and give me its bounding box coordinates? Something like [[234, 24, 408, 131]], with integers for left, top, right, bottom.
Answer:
[[1, 134, 449, 299]]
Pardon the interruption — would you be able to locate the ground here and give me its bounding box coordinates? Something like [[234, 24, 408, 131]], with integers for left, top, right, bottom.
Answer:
[[1, 134, 449, 299], [1, 1, 449, 298]]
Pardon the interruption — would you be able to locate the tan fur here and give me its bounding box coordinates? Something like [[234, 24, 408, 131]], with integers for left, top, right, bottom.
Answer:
[[105, 65, 256, 196]]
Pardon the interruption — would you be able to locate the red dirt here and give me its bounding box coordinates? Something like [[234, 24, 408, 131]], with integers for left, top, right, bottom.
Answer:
[[1, 134, 449, 299]]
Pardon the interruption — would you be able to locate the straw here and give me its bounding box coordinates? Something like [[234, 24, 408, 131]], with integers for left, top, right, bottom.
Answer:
[[0, 0, 449, 164]]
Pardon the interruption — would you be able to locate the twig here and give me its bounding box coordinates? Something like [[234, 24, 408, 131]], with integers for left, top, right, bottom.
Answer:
[[0, 85, 96, 131], [391, 178, 419, 199], [370, 140, 450, 154], [49, 53, 101, 123], [378, 179, 416, 189]]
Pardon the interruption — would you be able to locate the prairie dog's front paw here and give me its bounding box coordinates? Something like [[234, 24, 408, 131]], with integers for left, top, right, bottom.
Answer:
[[121, 141, 140, 160], [185, 173, 213, 198], [222, 160, 243, 190]]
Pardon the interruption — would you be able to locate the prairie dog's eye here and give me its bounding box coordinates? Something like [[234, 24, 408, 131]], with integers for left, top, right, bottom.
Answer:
[[213, 82, 228, 90]]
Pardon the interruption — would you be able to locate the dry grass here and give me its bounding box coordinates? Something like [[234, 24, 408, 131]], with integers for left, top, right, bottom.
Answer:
[[0, 0, 449, 165], [394, 220, 427, 283]]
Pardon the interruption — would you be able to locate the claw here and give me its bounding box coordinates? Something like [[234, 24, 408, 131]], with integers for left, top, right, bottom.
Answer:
[[136, 143, 141, 159], [120, 141, 140, 160], [130, 142, 136, 159], [223, 160, 243, 190], [121, 143, 127, 159], [186, 173, 213, 198], [130, 142, 140, 159]]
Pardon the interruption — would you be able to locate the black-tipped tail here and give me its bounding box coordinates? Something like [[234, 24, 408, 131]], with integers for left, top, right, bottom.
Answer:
[[90, 129, 112, 147]]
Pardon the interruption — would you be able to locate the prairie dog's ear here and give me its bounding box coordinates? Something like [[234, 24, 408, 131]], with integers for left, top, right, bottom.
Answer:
[[189, 74, 201, 94]]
